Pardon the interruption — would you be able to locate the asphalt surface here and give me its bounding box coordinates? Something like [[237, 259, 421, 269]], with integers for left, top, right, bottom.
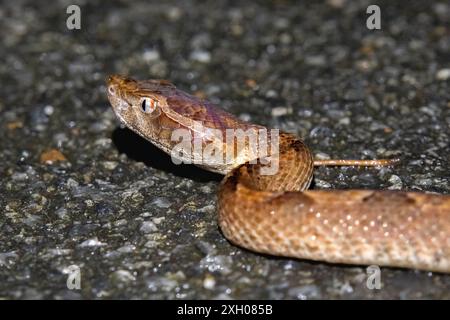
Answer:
[[0, 0, 449, 299]]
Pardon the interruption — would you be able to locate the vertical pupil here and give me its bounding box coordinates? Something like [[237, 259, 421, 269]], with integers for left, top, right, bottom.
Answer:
[[141, 98, 158, 113], [142, 99, 148, 112]]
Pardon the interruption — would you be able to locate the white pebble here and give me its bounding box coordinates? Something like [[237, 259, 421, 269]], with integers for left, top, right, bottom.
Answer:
[[387, 175, 403, 190], [436, 68, 450, 80], [142, 49, 160, 62], [44, 105, 54, 116], [190, 50, 211, 63], [271, 106, 290, 117], [79, 237, 106, 247], [314, 152, 331, 160], [314, 179, 332, 188], [203, 275, 216, 290], [140, 221, 158, 233]]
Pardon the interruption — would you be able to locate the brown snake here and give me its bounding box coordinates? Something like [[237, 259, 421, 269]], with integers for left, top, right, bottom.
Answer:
[[107, 74, 450, 273]]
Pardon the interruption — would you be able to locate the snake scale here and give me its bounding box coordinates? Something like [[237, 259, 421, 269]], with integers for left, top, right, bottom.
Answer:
[[107, 74, 450, 273]]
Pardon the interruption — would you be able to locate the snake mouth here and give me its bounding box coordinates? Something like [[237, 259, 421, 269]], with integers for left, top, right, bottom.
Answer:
[[107, 75, 134, 112], [108, 92, 131, 115], [114, 113, 128, 128]]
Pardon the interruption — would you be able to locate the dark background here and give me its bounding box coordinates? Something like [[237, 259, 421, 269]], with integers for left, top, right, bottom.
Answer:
[[0, 0, 449, 299]]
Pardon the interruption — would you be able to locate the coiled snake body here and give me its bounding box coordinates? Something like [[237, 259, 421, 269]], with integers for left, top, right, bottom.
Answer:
[[107, 75, 450, 273]]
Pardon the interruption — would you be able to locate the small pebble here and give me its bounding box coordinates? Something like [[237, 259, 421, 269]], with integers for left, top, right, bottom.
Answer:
[[116, 244, 136, 253], [271, 106, 290, 117], [388, 175, 403, 190], [111, 270, 136, 283], [314, 179, 332, 188], [102, 161, 118, 170], [315, 152, 331, 160], [203, 274, 216, 290], [142, 49, 160, 62], [436, 68, 450, 80], [190, 50, 211, 63], [140, 221, 158, 233], [40, 149, 67, 165], [79, 237, 106, 248]]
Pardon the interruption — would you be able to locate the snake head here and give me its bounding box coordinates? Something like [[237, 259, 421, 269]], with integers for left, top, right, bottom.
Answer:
[[107, 74, 174, 127]]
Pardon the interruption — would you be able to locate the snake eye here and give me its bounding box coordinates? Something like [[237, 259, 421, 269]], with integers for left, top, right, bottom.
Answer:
[[141, 97, 158, 113]]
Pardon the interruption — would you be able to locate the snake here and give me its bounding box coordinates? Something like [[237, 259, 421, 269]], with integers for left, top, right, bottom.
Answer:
[[106, 74, 450, 273]]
